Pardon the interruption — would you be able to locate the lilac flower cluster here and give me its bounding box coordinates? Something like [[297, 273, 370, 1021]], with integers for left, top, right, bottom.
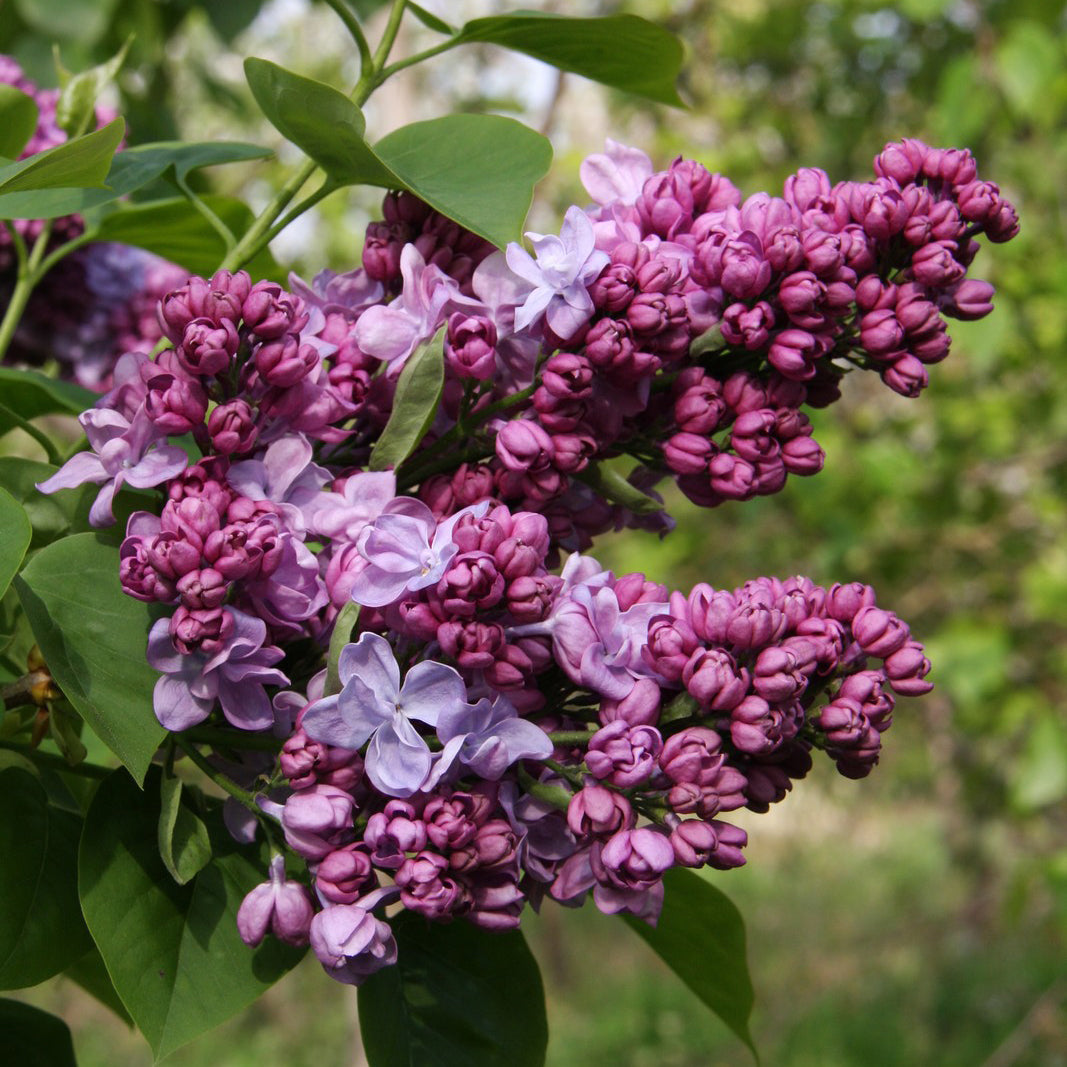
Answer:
[[1, 55, 183, 389], [34, 133, 1016, 988]]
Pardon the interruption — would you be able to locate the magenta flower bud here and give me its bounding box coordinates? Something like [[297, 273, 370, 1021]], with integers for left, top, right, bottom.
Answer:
[[584, 316, 636, 370], [207, 399, 259, 455], [242, 281, 308, 340], [589, 262, 637, 313], [142, 370, 208, 434], [643, 615, 701, 682], [437, 620, 506, 671], [851, 606, 910, 658], [784, 167, 833, 211], [542, 352, 593, 400], [637, 171, 695, 239], [315, 844, 376, 905], [718, 301, 774, 350], [923, 146, 976, 185], [395, 852, 468, 920], [674, 377, 727, 435], [686, 585, 736, 645], [910, 241, 965, 287], [873, 138, 928, 184], [170, 605, 234, 655], [663, 432, 713, 475], [837, 670, 895, 730], [176, 567, 228, 610], [659, 727, 726, 785], [158, 273, 247, 344], [363, 801, 428, 869], [282, 723, 365, 791], [730, 409, 780, 464], [722, 372, 768, 415], [626, 291, 686, 336], [825, 582, 876, 623], [599, 827, 675, 891], [708, 452, 756, 500], [119, 539, 176, 602], [768, 328, 820, 381], [802, 230, 845, 276], [445, 312, 497, 380], [144, 532, 201, 580], [585, 721, 663, 788], [984, 198, 1019, 243], [859, 308, 904, 356], [567, 785, 634, 838], [253, 334, 318, 388], [281, 785, 356, 861], [719, 234, 772, 299], [942, 278, 995, 321], [849, 181, 909, 240], [670, 818, 747, 869], [682, 648, 749, 711], [423, 791, 491, 851], [752, 645, 809, 702], [466, 871, 525, 930], [881, 353, 928, 397], [883, 639, 933, 695], [777, 271, 827, 329], [496, 419, 554, 473], [598, 677, 662, 727], [730, 695, 800, 756], [725, 601, 785, 649], [781, 435, 824, 475], [362, 220, 406, 283], [238, 855, 314, 947], [437, 553, 505, 616], [178, 317, 240, 377]]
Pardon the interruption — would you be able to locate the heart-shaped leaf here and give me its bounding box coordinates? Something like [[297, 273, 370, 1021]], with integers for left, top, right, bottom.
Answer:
[[79, 768, 305, 1060], [359, 912, 548, 1067], [15, 533, 167, 785], [0, 767, 93, 989]]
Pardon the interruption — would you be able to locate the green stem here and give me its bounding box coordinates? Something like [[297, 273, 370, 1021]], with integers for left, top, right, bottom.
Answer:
[[174, 734, 264, 816], [258, 180, 337, 249], [0, 220, 53, 363], [377, 37, 460, 83], [0, 739, 113, 780], [323, 0, 374, 74], [547, 729, 598, 746], [370, 0, 409, 73], [175, 173, 236, 250], [0, 401, 63, 464]]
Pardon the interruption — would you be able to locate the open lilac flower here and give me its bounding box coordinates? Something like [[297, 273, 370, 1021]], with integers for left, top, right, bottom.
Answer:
[[430, 694, 553, 786], [302, 633, 469, 797], [580, 139, 654, 207], [37, 407, 188, 526], [505, 206, 610, 339], [349, 498, 488, 609], [147, 607, 288, 731], [305, 469, 397, 543], [309, 886, 400, 985]]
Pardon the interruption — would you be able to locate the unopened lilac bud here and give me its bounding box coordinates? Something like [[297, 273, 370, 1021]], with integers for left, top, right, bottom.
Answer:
[[496, 419, 554, 473], [708, 452, 756, 500], [178, 317, 240, 377], [859, 308, 904, 356], [599, 827, 675, 890], [768, 329, 820, 381], [208, 399, 259, 455], [682, 648, 749, 711], [316, 844, 376, 904], [143, 371, 208, 434], [243, 281, 308, 340], [364, 800, 427, 868], [778, 271, 828, 329], [730, 695, 800, 756], [237, 855, 314, 947], [659, 727, 725, 785], [281, 785, 356, 860], [586, 721, 663, 788], [852, 606, 910, 657], [663, 432, 713, 475], [881, 353, 928, 398], [941, 278, 995, 321], [637, 171, 695, 239], [176, 567, 228, 610], [589, 262, 637, 313], [568, 785, 634, 838], [254, 334, 318, 388], [170, 605, 234, 655], [883, 639, 933, 695], [395, 852, 468, 919], [670, 818, 747, 869], [873, 138, 928, 184], [910, 241, 965, 288], [720, 301, 775, 350], [825, 582, 876, 623], [781, 435, 825, 475], [598, 677, 662, 727], [445, 312, 497, 380]]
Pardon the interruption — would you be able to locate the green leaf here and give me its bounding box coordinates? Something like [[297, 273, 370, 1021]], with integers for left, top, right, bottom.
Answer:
[[0, 458, 92, 550], [0, 488, 31, 601], [0, 368, 94, 437], [0, 139, 270, 221], [14, 0, 119, 43], [55, 38, 132, 138], [0, 85, 39, 160], [0, 117, 124, 198], [374, 114, 552, 248], [65, 947, 133, 1025], [325, 600, 361, 697], [622, 868, 757, 1057], [15, 534, 167, 786], [455, 12, 685, 106], [90, 194, 280, 279], [0, 999, 78, 1067], [370, 326, 446, 472], [79, 768, 304, 1060], [244, 58, 398, 186], [574, 462, 664, 515], [0, 767, 93, 989], [359, 913, 548, 1067], [408, 2, 454, 34], [158, 772, 213, 885]]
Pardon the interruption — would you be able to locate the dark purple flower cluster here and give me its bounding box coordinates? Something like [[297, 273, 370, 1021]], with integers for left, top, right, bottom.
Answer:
[[35, 133, 1015, 989]]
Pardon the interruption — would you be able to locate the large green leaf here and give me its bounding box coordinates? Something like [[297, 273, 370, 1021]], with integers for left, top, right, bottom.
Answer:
[[0, 117, 124, 197], [0, 84, 39, 160], [455, 12, 685, 106], [0, 140, 270, 221], [0, 458, 93, 551], [65, 947, 133, 1024], [90, 194, 280, 278], [244, 58, 397, 186], [374, 115, 552, 249], [244, 59, 552, 247], [0, 488, 31, 601], [622, 868, 757, 1057], [358, 913, 548, 1067], [0, 767, 93, 989], [79, 768, 305, 1060], [15, 534, 167, 785], [0, 367, 94, 437], [0, 999, 78, 1067], [370, 326, 446, 472]]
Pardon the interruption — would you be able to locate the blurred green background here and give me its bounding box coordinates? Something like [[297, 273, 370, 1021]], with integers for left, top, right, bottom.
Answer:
[[4, 0, 1066, 1063]]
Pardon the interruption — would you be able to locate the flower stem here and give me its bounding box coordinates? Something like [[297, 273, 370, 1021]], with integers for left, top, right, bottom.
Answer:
[[173, 734, 264, 816]]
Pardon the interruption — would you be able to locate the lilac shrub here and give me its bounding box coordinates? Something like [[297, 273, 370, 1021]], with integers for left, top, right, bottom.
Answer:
[[36, 135, 1013, 987]]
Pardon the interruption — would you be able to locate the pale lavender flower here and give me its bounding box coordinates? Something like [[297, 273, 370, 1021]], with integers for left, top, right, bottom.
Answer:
[[309, 886, 400, 985], [37, 407, 188, 526], [227, 435, 331, 535], [146, 607, 288, 731], [580, 140, 655, 207], [305, 469, 397, 542], [505, 206, 610, 339], [301, 633, 468, 798], [237, 854, 314, 947]]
